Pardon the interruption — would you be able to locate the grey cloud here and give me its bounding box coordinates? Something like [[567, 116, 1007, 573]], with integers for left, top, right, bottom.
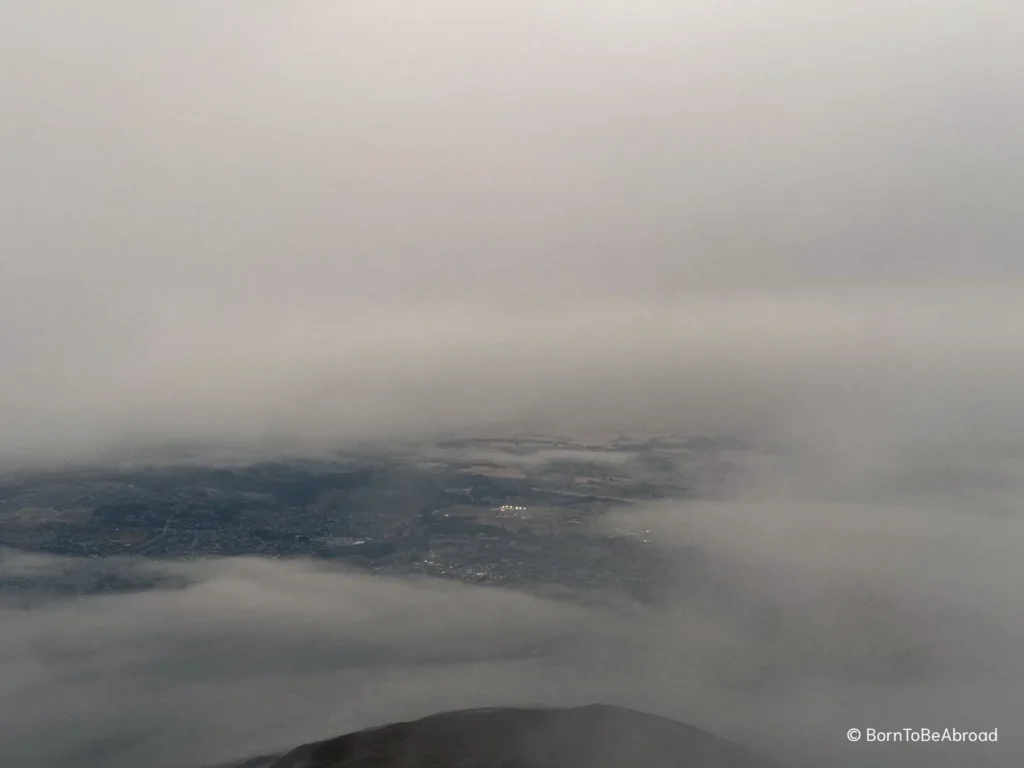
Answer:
[[3, 455, 1023, 767], [0, 558, 597, 767], [2, 1, 1024, 461], [2, 448, 1021, 765], [1, 5, 1022, 764]]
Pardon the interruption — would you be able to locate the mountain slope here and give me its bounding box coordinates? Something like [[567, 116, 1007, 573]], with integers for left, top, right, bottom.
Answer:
[[223, 704, 781, 768]]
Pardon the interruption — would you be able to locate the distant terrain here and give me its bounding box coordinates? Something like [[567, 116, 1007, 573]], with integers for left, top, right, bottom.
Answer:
[[0, 434, 734, 602]]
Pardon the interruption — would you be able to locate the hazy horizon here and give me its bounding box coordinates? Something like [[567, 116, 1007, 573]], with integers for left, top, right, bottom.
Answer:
[[2, 2, 1022, 766], [3, 0, 1024, 465]]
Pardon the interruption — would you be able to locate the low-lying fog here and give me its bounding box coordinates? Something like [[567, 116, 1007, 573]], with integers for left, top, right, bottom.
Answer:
[[3, 1, 1023, 765], [3, 444, 1021, 767]]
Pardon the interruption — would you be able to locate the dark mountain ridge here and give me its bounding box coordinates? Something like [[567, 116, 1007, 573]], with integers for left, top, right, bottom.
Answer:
[[216, 704, 782, 768]]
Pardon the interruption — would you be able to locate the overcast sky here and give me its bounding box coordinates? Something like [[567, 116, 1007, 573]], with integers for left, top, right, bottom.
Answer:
[[2, 1, 1023, 461], [3, 7, 1024, 765]]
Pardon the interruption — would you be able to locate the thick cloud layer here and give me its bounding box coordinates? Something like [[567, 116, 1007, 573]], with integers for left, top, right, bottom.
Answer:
[[3, 486, 1021, 768], [2, 1, 1024, 461], [2, 5, 1022, 765]]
